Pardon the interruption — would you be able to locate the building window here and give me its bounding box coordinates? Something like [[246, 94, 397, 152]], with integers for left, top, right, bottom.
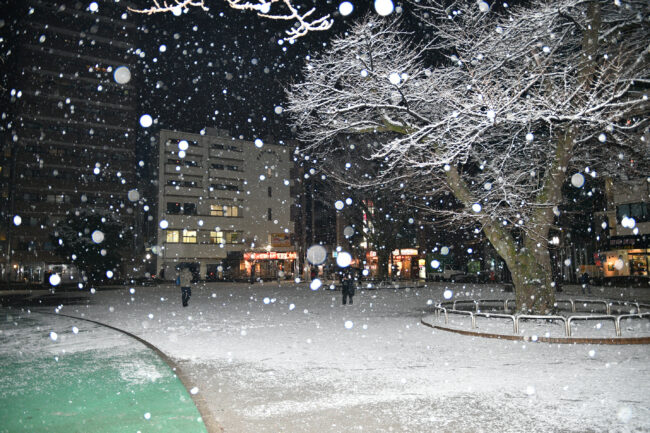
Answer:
[[268, 208, 272, 221], [210, 231, 224, 244], [210, 183, 239, 191], [183, 203, 197, 215], [210, 205, 222, 216], [167, 138, 198, 147], [630, 203, 649, 222], [167, 180, 199, 187], [210, 231, 240, 244], [169, 158, 199, 167], [167, 202, 181, 214], [166, 230, 180, 243], [182, 229, 197, 243], [617, 202, 649, 223], [210, 204, 239, 217], [47, 194, 69, 203], [226, 231, 240, 244]]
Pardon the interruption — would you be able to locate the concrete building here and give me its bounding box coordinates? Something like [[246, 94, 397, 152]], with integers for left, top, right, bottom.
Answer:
[[550, 177, 650, 284], [0, 0, 139, 282], [596, 178, 650, 280], [155, 128, 296, 281]]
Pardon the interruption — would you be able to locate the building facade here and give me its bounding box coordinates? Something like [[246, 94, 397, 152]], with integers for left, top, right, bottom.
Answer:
[[1, 0, 139, 282], [596, 178, 650, 280], [155, 128, 295, 281]]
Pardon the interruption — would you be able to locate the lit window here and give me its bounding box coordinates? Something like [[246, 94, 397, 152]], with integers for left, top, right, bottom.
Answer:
[[182, 229, 197, 243], [166, 230, 180, 243], [226, 206, 239, 217], [210, 231, 224, 244], [210, 204, 239, 217], [210, 205, 224, 216]]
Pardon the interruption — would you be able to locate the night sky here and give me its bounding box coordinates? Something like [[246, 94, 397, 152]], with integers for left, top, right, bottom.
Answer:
[[135, 1, 385, 142], [0, 1, 417, 152]]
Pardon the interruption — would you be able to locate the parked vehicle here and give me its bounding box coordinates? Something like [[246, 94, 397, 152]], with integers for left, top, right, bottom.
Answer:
[[429, 264, 464, 282]]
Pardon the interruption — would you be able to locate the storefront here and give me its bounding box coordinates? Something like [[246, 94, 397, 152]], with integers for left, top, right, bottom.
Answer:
[[364, 251, 379, 277], [600, 235, 649, 279], [390, 248, 420, 279], [602, 250, 649, 278], [244, 251, 298, 280]]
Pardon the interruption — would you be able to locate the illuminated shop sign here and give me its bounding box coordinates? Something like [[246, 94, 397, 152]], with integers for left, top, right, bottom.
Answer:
[[391, 249, 419, 256], [244, 252, 298, 261]]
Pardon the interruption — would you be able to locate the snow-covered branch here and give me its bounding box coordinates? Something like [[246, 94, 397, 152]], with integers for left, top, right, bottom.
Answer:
[[289, 1, 649, 235], [129, 0, 208, 15], [129, 0, 333, 41], [288, 0, 648, 312]]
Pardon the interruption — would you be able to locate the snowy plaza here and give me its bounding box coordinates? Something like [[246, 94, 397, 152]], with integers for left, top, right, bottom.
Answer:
[[2, 281, 649, 432], [2, 0, 649, 431]]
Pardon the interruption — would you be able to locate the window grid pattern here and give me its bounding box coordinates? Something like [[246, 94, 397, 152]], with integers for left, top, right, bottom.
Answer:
[[166, 230, 179, 243], [210, 204, 239, 217], [182, 229, 197, 243]]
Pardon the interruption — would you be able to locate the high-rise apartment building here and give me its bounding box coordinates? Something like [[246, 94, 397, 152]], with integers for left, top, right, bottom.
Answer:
[[155, 128, 296, 281], [0, 0, 139, 282]]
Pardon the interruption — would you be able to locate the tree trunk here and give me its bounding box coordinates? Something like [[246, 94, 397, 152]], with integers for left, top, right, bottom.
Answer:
[[446, 167, 556, 313], [507, 241, 556, 314], [377, 249, 390, 280], [481, 222, 556, 314]]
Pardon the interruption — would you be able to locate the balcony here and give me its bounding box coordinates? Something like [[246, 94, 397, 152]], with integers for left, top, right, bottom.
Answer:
[[164, 164, 204, 177], [209, 148, 242, 159]]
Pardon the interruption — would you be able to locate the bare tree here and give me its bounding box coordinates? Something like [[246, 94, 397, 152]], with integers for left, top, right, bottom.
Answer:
[[288, 1, 650, 313], [129, 0, 333, 41]]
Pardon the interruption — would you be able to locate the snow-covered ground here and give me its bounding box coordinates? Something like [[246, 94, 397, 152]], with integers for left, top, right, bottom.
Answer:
[[21, 282, 650, 432]]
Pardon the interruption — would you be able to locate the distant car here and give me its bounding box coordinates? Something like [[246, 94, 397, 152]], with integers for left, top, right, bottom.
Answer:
[[450, 271, 490, 283], [430, 265, 464, 282], [449, 272, 473, 283]]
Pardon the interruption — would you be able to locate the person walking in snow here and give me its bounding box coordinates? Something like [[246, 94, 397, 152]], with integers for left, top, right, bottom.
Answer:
[[580, 271, 591, 295], [341, 273, 355, 305], [179, 267, 193, 307]]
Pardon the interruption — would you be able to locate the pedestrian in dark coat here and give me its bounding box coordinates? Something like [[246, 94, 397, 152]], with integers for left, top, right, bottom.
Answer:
[[342, 274, 355, 305], [179, 267, 193, 307], [580, 272, 591, 295]]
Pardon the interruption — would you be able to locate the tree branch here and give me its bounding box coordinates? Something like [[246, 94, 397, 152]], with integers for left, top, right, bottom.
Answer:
[[129, 0, 333, 41]]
